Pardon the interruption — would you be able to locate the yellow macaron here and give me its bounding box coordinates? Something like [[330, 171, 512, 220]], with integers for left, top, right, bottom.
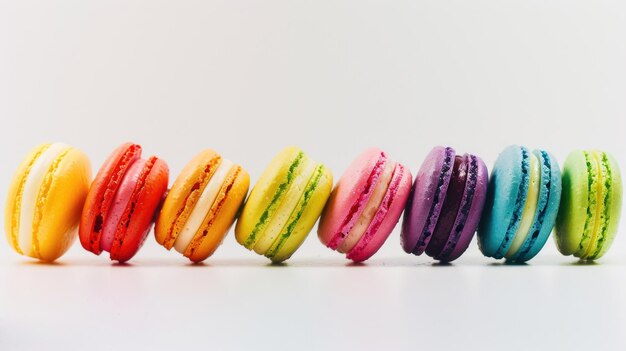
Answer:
[[235, 146, 333, 262], [5, 143, 92, 261]]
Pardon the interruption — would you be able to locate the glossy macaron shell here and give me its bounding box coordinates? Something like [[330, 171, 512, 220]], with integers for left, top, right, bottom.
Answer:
[[401, 146, 455, 255], [478, 145, 530, 258], [318, 148, 412, 262], [401, 147, 488, 262], [155, 149, 250, 262], [5, 143, 92, 261], [555, 150, 622, 260], [235, 146, 333, 262], [79, 143, 169, 262]]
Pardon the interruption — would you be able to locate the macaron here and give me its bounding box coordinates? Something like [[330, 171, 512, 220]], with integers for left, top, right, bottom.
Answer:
[[155, 149, 250, 262], [554, 150, 622, 260], [235, 146, 332, 263], [401, 146, 488, 262], [79, 143, 169, 262], [478, 145, 561, 262], [5, 143, 92, 261], [318, 148, 412, 262]]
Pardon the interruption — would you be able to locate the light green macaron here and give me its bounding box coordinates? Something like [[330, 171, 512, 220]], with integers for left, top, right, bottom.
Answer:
[[554, 150, 622, 260]]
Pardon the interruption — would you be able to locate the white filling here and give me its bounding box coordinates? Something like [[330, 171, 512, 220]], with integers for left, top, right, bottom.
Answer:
[[174, 159, 234, 253], [18, 143, 70, 255]]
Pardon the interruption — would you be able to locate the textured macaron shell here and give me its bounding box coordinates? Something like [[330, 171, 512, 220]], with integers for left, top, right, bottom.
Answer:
[[478, 145, 530, 259], [555, 150, 622, 260], [442, 155, 489, 261], [236, 147, 332, 262], [401, 146, 455, 254], [318, 148, 387, 250], [5, 143, 91, 261], [346, 163, 412, 262]]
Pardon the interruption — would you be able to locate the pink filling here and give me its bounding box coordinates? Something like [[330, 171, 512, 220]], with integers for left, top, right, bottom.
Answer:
[[100, 159, 147, 252]]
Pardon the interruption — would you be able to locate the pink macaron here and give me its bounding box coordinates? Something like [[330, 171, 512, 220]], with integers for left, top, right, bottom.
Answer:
[[318, 148, 412, 262]]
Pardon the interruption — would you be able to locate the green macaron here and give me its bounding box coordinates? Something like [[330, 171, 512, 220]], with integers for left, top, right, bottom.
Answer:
[[554, 150, 622, 260]]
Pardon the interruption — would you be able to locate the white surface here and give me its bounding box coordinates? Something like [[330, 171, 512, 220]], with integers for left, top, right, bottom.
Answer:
[[1, 0, 626, 350]]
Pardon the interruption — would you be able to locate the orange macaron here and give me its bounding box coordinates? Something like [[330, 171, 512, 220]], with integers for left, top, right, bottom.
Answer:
[[155, 149, 250, 262]]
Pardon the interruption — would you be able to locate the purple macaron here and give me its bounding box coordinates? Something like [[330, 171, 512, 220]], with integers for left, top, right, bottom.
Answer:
[[401, 146, 488, 262]]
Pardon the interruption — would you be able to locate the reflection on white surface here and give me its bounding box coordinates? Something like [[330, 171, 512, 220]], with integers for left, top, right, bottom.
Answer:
[[2, 252, 626, 350]]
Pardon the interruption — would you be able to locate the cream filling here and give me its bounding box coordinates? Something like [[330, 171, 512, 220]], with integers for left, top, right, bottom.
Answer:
[[253, 157, 316, 255], [174, 159, 234, 254], [17, 143, 70, 255], [506, 153, 540, 258], [338, 161, 395, 254]]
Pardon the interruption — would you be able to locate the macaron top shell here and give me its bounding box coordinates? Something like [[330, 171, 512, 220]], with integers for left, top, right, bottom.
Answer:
[[5, 143, 92, 261], [477, 145, 530, 258], [401, 146, 455, 255]]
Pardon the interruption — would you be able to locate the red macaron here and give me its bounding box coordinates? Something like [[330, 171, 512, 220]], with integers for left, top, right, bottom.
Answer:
[[79, 143, 169, 262]]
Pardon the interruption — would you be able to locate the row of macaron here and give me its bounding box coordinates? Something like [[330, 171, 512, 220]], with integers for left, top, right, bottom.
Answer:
[[4, 143, 621, 263]]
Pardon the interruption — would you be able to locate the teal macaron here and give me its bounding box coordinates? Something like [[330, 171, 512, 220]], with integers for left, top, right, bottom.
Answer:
[[478, 145, 561, 262]]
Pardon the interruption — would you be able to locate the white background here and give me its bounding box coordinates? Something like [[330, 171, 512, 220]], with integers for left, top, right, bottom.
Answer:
[[1, 1, 626, 350]]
